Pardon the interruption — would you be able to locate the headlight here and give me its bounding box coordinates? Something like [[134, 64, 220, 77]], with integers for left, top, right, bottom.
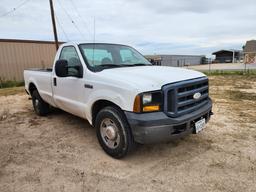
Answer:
[[133, 91, 163, 113], [142, 93, 152, 104]]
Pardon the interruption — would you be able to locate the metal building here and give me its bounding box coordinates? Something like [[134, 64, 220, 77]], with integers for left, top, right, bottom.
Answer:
[[0, 39, 61, 81], [145, 55, 205, 67], [212, 50, 243, 63], [243, 40, 256, 64]]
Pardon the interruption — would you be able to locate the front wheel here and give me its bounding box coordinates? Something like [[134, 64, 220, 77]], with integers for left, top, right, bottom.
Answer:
[[95, 106, 136, 158]]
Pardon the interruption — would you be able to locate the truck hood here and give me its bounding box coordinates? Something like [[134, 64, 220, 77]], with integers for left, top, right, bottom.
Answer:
[[98, 66, 206, 91]]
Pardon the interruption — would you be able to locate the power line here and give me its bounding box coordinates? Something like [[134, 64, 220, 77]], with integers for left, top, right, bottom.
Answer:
[[68, 0, 93, 37], [55, 15, 70, 41], [0, 0, 31, 17], [56, 0, 86, 39]]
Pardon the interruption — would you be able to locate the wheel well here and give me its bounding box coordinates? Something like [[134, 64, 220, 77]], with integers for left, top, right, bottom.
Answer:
[[28, 83, 37, 95], [91, 100, 121, 127]]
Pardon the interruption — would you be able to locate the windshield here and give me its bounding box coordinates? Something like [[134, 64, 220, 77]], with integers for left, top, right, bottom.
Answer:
[[79, 44, 151, 70]]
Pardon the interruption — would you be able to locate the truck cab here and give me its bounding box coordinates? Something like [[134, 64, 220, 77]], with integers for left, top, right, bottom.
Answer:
[[24, 42, 212, 158]]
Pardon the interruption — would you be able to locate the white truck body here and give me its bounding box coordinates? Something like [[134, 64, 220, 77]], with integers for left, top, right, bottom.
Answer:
[[24, 42, 205, 123], [24, 42, 212, 158]]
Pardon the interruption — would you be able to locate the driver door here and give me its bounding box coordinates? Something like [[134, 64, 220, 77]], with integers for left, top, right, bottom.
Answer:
[[52, 46, 86, 118]]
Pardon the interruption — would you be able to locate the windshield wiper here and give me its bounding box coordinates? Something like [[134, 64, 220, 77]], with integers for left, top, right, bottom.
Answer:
[[124, 63, 152, 67], [134, 63, 152, 66], [99, 63, 152, 70], [100, 64, 123, 68]]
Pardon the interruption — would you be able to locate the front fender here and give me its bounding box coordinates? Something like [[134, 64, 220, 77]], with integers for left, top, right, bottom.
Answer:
[[85, 89, 136, 124]]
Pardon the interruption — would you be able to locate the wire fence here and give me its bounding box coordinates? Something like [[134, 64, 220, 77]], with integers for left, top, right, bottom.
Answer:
[[187, 62, 256, 75]]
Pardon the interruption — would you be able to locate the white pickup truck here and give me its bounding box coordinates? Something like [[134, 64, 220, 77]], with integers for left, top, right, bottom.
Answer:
[[24, 42, 212, 158]]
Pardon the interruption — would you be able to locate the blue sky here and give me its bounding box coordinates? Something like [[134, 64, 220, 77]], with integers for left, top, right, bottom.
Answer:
[[0, 0, 255, 57]]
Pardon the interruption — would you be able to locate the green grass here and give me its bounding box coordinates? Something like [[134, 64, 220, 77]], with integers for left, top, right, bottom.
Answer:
[[227, 90, 256, 101], [0, 80, 24, 89], [203, 70, 256, 76], [0, 86, 25, 96]]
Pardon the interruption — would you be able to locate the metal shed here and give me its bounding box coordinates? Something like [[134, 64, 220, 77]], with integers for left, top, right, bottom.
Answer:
[[145, 55, 205, 67], [243, 40, 256, 64], [0, 39, 62, 81], [212, 50, 243, 63]]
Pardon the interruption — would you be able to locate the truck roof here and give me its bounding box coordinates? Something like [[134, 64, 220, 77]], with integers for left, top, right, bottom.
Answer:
[[61, 42, 130, 47]]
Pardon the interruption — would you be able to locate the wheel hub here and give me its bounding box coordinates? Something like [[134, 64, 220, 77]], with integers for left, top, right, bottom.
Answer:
[[100, 118, 120, 149], [105, 125, 117, 140]]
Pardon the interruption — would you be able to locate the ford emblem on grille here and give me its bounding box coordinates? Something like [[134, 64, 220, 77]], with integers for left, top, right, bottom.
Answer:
[[193, 92, 201, 100]]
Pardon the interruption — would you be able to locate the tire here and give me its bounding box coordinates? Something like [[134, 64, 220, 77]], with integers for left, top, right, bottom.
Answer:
[[95, 106, 136, 158], [31, 90, 50, 116]]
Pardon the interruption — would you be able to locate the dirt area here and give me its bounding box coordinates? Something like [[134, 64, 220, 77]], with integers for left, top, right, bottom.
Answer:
[[0, 75, 256, 192]]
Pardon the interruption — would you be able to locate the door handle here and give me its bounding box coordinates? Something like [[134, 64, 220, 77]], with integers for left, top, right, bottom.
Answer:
[[84, 84, 93, 89], [53, 77, 57, 86]]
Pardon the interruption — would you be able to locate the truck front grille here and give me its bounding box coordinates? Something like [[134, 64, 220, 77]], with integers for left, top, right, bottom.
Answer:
[[163, 77, 209, 117]]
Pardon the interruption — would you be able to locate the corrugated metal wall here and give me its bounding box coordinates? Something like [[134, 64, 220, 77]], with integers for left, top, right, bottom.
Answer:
[[0, 40, 58, 81], [160, 55, 203, 67], [145, 55, 204, 67]]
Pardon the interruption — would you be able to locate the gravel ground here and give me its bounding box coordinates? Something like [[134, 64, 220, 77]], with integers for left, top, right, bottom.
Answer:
[[0, 76, 256, 192]]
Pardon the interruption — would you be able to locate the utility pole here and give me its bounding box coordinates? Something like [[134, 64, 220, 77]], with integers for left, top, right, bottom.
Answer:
[[49, 0, 59, 51]]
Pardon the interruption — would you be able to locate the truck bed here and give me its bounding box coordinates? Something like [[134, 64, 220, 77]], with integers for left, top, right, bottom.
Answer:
[[24, 68, 55, 107], [24, 68, 52, 72]]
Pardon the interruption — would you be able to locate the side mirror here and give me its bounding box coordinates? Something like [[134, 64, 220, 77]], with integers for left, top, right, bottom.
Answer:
[[55, 59, 68, 77]]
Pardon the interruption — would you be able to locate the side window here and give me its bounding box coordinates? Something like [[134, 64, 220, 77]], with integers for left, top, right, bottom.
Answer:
[[59, 46, 82, 76]]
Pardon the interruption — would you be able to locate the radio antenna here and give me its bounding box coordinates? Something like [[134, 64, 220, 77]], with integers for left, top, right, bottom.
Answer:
[[92, 17, 96, 66], [93, 17, 96, 43]]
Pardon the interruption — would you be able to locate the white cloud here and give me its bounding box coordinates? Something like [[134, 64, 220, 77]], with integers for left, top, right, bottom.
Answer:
[[0, 0, 255, 57]]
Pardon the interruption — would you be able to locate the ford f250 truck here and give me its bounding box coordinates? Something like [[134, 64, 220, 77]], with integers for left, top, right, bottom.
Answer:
[[24, 42, 212, 158]]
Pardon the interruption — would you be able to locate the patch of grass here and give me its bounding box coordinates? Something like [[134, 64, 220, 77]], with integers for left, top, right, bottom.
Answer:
[[226, 90, 256, 101], [0, 87, 25, 96], [208, 74, 256, 88], [0, 80, 24, 89], [203, 70, 256, 76]]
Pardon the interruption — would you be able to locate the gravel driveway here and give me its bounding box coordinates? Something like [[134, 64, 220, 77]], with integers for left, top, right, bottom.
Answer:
[[0, 75, 256, 192]]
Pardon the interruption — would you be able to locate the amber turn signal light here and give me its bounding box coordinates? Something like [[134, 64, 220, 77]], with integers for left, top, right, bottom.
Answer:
[[143, 105, 160, 112], [133, 95, 141, 113]]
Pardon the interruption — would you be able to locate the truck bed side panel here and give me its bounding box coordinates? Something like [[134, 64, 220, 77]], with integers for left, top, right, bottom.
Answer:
[[24, 69, 56, 107]]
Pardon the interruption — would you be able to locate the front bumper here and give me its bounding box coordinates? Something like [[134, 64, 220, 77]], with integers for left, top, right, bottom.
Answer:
[[124, 100, 212, 144]]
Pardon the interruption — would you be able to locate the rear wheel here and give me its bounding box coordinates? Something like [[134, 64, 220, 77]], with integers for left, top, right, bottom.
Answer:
[[95, 106, 136, 158], [31, 90, 50, 116]]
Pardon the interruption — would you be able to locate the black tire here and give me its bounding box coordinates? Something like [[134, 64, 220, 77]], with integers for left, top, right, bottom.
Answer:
[[95, 106, 136, 158], [31, 90, 50, 116]]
